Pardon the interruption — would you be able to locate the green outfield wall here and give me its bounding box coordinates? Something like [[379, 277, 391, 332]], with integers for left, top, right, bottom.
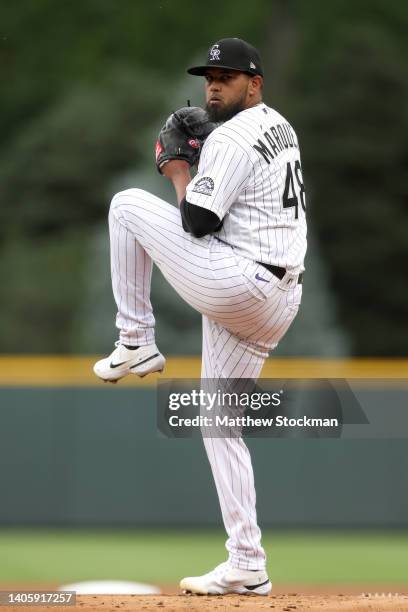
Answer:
[[1, 386, 407, 527]]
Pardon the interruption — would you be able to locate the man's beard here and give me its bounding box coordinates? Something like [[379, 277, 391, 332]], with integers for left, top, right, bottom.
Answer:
[[206, 98, 246, 123]]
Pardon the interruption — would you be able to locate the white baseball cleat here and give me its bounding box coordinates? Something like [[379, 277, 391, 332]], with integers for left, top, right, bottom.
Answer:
[[93, 342, 165, 382], [180, 562, 272, 596]]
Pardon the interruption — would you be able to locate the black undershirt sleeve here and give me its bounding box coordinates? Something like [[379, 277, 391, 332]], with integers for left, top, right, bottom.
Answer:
[[180, 197, 223, 238]]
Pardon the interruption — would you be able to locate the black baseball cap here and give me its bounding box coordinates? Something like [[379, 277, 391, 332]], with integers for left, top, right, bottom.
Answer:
[[187, 38, 264, 78]]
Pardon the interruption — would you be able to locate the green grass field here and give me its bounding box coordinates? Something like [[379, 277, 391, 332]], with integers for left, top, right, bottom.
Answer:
[[1, 530, 407, 585]]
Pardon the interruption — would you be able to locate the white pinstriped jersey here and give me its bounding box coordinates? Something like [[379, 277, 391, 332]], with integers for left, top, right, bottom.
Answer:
[[186, 103, 307, 271], [108, 104, 306, 570]]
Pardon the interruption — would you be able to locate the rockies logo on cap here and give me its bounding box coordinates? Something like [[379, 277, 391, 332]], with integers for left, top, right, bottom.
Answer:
[[209, 44, 221, 61], [187, 37, 264, 77]]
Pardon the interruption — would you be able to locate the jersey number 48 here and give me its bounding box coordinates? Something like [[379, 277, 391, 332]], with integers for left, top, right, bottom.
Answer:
[[283, 160, 305, 219]]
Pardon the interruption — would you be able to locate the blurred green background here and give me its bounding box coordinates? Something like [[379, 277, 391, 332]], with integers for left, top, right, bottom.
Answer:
[[1, 0, 407, 589], [1, 386, 407, 586], [1, 0, 407, 356], [1, 530, 408, 584]]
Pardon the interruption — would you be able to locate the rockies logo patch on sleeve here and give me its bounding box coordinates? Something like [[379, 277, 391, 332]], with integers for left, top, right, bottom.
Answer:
[[192, 177, 214, 196]]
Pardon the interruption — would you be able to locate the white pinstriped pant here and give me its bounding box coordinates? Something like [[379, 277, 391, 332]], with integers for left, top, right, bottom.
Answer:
[[109, 188, 302, 570]]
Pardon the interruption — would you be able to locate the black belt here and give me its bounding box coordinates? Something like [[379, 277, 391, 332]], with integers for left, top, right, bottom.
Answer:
[[257, 262, 303, 284]]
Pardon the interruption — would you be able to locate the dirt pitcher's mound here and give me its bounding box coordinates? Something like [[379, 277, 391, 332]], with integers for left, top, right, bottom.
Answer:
[[14, 593, 408, 612]]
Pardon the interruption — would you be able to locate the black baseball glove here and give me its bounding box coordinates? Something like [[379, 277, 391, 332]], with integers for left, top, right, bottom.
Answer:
[[155, 106, 217, 174]]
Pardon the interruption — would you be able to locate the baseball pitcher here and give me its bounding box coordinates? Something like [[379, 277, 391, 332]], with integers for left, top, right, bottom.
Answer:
[[94, 38, 307, 596]]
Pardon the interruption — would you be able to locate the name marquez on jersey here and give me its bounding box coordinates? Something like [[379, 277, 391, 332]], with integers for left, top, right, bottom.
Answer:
[[253, 122, 298, 164]]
